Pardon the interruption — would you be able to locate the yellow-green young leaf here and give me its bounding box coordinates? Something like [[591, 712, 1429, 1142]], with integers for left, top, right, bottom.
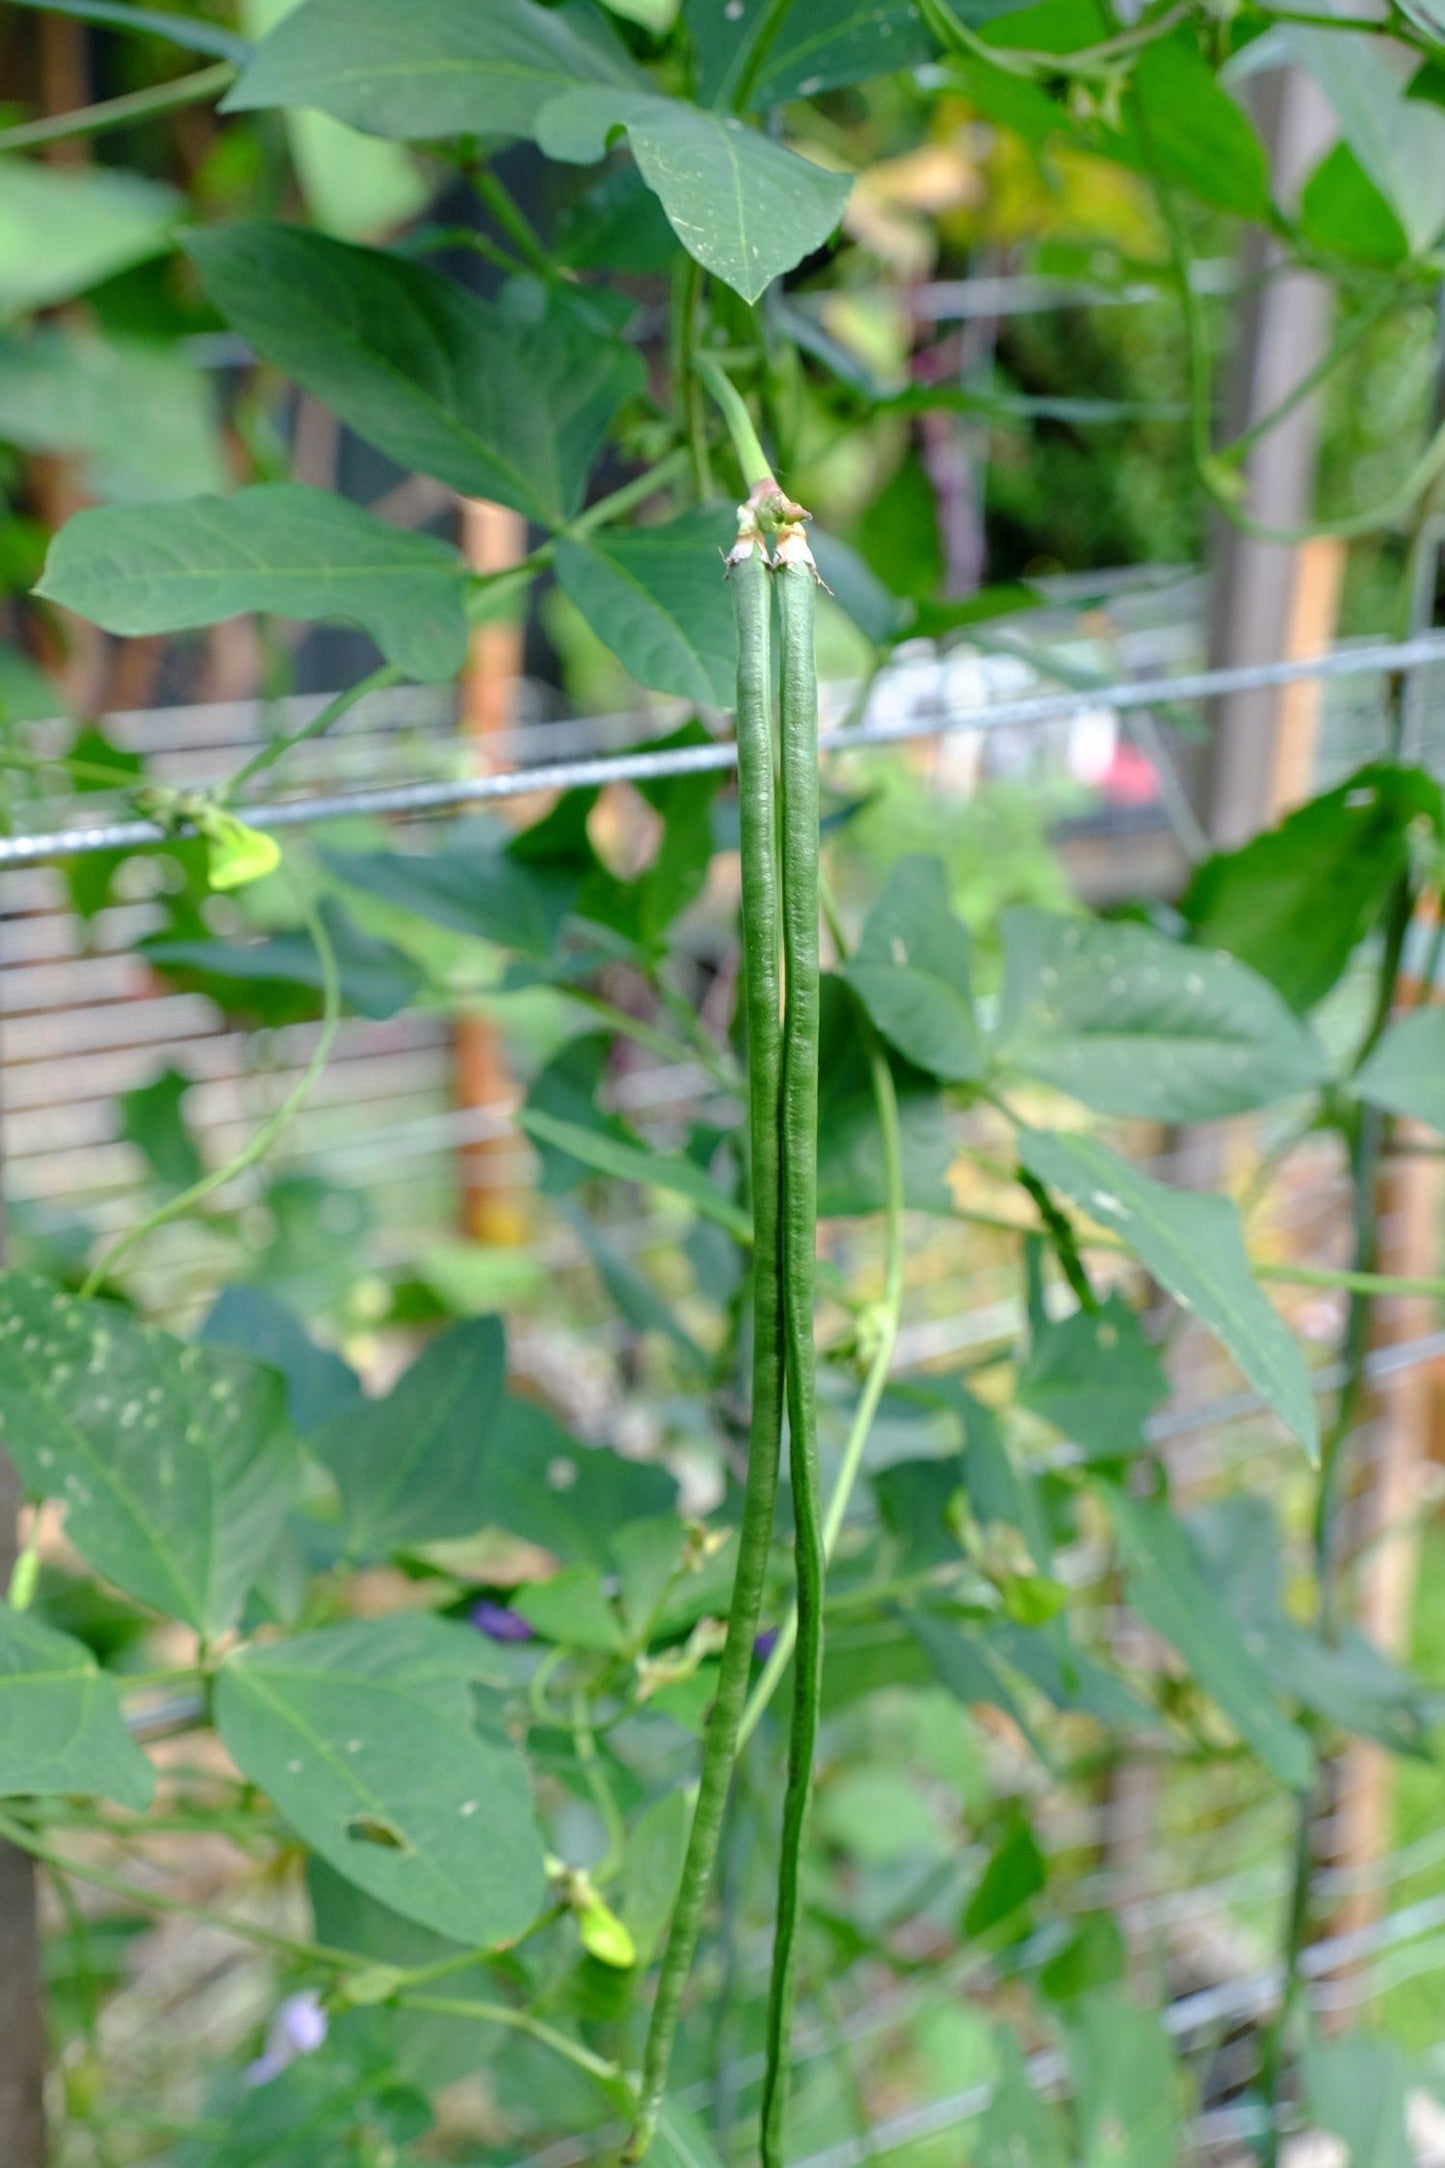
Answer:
[[183, 224, 644, 528], [536, 88, 853, 303], [575, 1885, 638, 1969], [215, 1615, 547, 1945], [39, 487, 472, 681], [0, 1274, 300, 1636], [842, 855, 983, 1081], [224, 0, 646, 141], [996, 909, 1327, 1120], [1356, 1008, 1445, 1133], [0, 1607, 154, 1810], [196, 810, 283, 893], [1017, 1131, 1319, 1458]]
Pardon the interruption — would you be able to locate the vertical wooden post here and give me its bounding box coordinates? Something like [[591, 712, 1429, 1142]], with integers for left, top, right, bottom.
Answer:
[[0, 917, 49, 2167], [1202, 66, 1336, 847], [1323, 982, 1444, 1957], [456, 499, 530, 1246]]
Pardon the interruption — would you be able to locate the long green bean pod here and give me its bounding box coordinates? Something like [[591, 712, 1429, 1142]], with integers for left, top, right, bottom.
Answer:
[[760, 526, 824, 2168], [625, 529, 785, 2163]]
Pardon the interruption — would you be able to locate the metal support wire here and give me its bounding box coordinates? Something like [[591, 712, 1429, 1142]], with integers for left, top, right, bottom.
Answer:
[[3, 633, 1444, 866]]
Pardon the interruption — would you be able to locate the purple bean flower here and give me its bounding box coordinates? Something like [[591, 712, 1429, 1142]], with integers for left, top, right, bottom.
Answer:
[[244, 1990, 327, 2087], [470, 1596, 535, 1644], [754, 1627, 779, 1661]]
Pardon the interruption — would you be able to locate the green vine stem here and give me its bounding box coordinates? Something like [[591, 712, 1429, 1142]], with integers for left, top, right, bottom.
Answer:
[[625, 531, 785, 2161], [224, 665, 404, 799], [0, 60, 235, 153], [761, 521, 825, 2168], [79, 882, 340, 1298]]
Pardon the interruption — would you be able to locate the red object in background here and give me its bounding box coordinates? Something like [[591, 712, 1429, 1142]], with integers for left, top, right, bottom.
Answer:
[[1100, 741, 1161, 806]]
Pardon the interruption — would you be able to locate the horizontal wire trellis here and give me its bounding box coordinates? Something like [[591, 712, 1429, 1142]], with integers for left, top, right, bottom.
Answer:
[[3, 631, 1443, 864]]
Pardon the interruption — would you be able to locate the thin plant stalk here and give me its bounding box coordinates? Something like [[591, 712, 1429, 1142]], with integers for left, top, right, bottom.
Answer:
[[625, 534, 785, 2162], [79, 883, 340, 1298]]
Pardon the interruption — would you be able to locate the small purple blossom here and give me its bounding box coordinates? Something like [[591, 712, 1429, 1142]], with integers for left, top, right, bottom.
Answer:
[[244, 1990, 327, 2087], [754, 1627, 779, 1661], [470, 1596, 535, 1644]]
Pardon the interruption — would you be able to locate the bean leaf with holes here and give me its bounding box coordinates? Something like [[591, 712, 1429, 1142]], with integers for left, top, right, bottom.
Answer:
[[0, 1275, 299, 1635], [215, 1615, 547, 1944], [312, 1317, 505, 1558], [536, 89, 853, 303], [842, 855, 984, 1082], [1016, 1133, 1319, 1456], [184, 225, 644, 527], [0, 1607, 154, 1808], [37, 487, 470, 681], [995, 909, 1327, 1119]]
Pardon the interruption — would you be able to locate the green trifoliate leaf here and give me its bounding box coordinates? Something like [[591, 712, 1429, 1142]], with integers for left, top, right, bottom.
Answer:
[[1180, 762, 1442, 1013], [184, 224, 644, 526], [0, 160, 180, 313], [0, 1607, 154, 1809], [1356, 1008, 1445, 1132], [1301, 2033, 1413, 2168], [842, 855, 983, 1082], [38, 486, 471, 681], [1017, 1293, 1167, 1463], [312, 1317, 506, 1559], [224, 0, 645, 141], [536, 88, 853, 303], [995, 909, 1328, 1120], [1017, 1131, 1318, 1457], [554, 511, 736, 707], [687, 0, 938, 109], [216, 1615, 547, 1945], [0, 1274, 299, 1636], [1108, 1493, 1314, 1790]]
